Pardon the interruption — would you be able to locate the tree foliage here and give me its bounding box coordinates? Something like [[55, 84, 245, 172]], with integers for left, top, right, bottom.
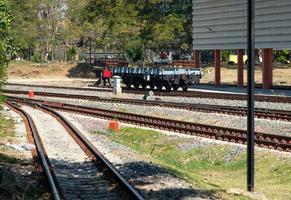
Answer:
[[1, 0, 15, 89], [80, 0, 188, 62], [3, 0, 193, 63]]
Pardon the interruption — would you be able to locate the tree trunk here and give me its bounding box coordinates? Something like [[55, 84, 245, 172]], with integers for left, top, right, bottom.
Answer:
[[64, 45, 67, 64]]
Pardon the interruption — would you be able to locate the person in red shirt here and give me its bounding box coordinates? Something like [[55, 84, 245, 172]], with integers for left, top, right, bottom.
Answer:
[[102, 67, 112, 86]]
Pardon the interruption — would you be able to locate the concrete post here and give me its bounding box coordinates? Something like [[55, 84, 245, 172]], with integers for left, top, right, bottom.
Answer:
[[215, 50, 221, 85], [237, 49, 244, 87], [262, 48, 273, 89], [113, 76, 122, 94]]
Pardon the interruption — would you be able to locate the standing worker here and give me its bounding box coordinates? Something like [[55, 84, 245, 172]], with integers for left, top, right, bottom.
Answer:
[[102, 67, 112, 87], [92, 66, 103, 87]]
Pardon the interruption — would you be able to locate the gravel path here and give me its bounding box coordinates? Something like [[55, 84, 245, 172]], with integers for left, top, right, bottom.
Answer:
[[19, 96, 291, 137], [4, 84, 291, 111], [60, 111, 219, 200], [22, 106, 120, 199]]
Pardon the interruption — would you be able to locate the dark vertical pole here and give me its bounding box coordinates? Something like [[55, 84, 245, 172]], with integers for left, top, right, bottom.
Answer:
[[28, 46, 31, 61], [247, 0, 255, 192], [214, 50, 221, 85], [194, 50, 200, 68], [237, 49, 244, 87], [89, 37, 92, 64]]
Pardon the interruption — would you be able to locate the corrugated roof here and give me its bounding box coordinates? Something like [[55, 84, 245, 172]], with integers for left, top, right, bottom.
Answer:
[[192, 0, 291, 50]]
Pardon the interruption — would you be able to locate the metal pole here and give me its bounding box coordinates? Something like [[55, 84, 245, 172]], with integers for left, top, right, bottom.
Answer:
[[89, 37, 92, 64], [247, 0, 255, 192]]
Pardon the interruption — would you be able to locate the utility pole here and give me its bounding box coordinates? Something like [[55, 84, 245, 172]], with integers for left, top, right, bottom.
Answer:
[[89, 37, 92, 64], [247, 0, 255, 192]]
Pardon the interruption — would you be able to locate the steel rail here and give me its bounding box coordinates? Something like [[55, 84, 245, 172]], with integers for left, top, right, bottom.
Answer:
[[6, 98, 144, 200], [4, 90, 291, 122], [6, 96, 291, 152], [4, 102, 61, 200], [38, 105, 145, 200], [5, 82, 291, 103]]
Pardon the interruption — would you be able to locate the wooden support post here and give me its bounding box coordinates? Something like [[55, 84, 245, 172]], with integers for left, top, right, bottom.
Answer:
[[194, 50, 200, 68], [262, 48, 273, 89], [237, 49, 244, 87], [215, 50, 221, 85]]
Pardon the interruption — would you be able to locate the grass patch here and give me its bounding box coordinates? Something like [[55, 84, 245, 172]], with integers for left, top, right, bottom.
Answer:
[[0, 111, 15, 139], [117, 107, 128, 113], [97, 127, 291, 199]]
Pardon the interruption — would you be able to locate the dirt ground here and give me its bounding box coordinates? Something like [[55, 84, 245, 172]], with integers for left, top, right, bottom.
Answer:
[[7, 61, 96, 79], [201, 65, 291, 86], [7, 61, 291, 86]]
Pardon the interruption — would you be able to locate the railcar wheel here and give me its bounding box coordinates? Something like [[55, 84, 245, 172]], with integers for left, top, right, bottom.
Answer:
[[164, 82, 171, 91], [141, 83, 146, 89], [133, 83, 139, 89], [156, 82, 163, 91], [182, 85, 188, 91], [125, 84, 131, 89], [172, 84, 179, 91]]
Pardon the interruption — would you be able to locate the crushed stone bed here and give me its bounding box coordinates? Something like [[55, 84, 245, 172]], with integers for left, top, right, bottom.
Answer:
[[60, 111, 220, 199], [4, 84, 291, 111], [0, 106, 49, 199], [13, 95, 291, 137], [22, 106, 120, 199], [59, 111, 291, 199]]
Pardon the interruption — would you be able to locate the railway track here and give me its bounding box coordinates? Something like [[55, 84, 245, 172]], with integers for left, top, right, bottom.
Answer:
[[5, 100, 144, 200], [6, 96, 291, 152], [5, 101, 61, 200], [196, 82, 291, 90], [5, 82, 291, 103], [4, 89, 291, 122]]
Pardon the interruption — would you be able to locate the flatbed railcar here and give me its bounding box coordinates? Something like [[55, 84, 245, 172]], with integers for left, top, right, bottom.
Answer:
[[112, 66, 202, 91]]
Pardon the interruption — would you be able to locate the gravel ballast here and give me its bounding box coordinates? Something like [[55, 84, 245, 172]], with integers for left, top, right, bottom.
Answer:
[[4, 84, 291, 111], [22, 106, 120, 199], [16, 96, 291, 137], [60, 111, 219, 199], [1, 106, 50, 199]]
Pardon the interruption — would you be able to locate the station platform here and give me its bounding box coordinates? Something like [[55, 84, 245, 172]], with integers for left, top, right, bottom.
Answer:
[[189, 84, 291, 97]]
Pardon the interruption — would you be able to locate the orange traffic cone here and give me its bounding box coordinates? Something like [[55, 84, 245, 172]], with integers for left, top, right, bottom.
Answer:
[[28, 90, 35, 97], [108, 120, 120, 132]]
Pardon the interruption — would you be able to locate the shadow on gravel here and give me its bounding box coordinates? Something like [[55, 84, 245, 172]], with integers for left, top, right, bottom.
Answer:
[[67, 63, 96, 78], [0, 154, 219, 199], [0, 154, 49, 200], [116, 161, 220, 199]]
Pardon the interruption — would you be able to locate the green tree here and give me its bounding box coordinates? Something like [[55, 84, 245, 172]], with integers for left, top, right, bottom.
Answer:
[[1, 0, 15, 100], [274, 50, 290, 64], [82, 0, 185, 64], [8, 0, 72, 63], [7, 0, 38, 59]]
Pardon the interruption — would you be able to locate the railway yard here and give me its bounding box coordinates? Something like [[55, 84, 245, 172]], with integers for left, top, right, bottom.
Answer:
[[0, 79, 291, 199], [1, 1, 291, 199]]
